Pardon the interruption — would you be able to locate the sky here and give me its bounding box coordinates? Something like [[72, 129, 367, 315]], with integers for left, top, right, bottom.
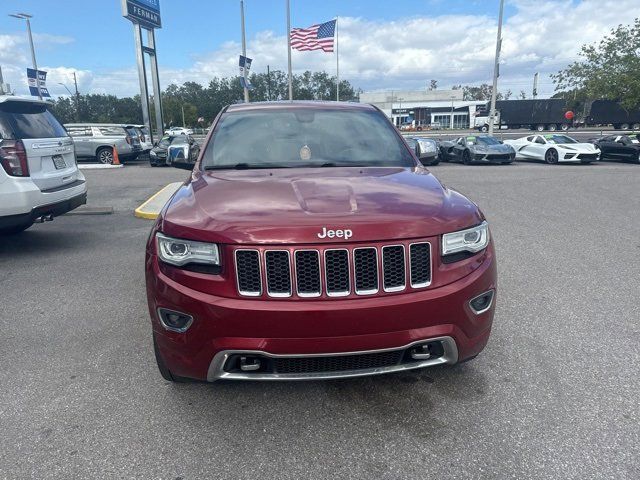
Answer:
[[0, 0, 634, 99]]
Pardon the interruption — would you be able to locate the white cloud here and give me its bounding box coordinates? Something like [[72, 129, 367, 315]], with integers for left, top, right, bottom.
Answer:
[[0, 0, 635, 99]]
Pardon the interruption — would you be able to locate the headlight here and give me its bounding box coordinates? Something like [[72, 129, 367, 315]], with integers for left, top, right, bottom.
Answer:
[[442, 221, 489, 256], [156, 233, 220, 267]]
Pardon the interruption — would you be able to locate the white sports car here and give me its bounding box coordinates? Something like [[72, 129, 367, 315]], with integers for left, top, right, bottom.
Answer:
[[504, 134, 600, 164]]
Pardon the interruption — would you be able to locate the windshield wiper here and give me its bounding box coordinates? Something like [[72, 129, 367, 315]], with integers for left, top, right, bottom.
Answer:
[[204, 163, 290, 170]]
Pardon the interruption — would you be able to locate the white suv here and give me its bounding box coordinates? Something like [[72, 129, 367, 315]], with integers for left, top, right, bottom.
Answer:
[[0, 96, 87, 235]]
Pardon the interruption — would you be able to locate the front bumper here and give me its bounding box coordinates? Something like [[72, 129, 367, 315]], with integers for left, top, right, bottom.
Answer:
[[146, 244, 496, 381], [473, 153, 514, 164], [560, 152, 599, 163]]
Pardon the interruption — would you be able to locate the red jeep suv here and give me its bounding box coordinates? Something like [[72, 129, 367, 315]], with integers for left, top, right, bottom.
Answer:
[[145, 101, 496, 382]]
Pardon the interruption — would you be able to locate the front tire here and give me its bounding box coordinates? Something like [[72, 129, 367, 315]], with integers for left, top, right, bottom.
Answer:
[[462, 150, 472, 165], [97, 147, 114, 165], [545, 148, 559, 164], [560, 123, 570, 131], [480, 124, 489, 133]]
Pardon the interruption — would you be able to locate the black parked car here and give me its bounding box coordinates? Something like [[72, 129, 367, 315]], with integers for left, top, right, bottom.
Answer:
[[405, 137, 440, 165], [149, 135, 200, 167], [440, 135, 515, 164], [590, 134, 640, 163]]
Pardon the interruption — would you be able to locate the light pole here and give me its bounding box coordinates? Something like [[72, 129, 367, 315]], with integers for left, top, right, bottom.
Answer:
[[488, 0, 504, 135], [58, 82, 73, 96], [240, 0, 249, 103], [9, 13, 41, 100], [450, 96, 456, 129]]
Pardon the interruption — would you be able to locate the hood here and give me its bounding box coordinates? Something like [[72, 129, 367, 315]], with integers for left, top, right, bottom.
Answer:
[[474, 144, 514, 154], [151, 146, 168, 155], [160, 167, 483, 244], [556, 142, 599, 152]]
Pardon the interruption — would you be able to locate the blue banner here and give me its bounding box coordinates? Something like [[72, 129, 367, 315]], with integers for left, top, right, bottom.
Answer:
[[26, 68, 50, 97], [239, 55, 253, 90], [121, 0, 161, 29]]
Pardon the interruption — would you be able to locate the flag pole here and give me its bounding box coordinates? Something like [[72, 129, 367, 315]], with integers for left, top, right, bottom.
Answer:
[[240, 0, 249, 103], [335, 16, 339, 102], [286, 0, 293, 100]]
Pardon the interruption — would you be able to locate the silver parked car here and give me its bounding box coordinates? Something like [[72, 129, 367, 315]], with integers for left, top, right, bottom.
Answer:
[[127, 124, 153, 154], [64, 123, 142, 164]]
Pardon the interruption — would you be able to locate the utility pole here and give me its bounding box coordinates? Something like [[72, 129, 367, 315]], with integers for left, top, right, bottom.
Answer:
[[73, 72, 80, 121], [0, 65, 6, 94], [267, 64, 271, 101], [533, 72, 539, 99], [9, 13, 41, 100], [450, 96, 455, 129], [286, 0, 293, 100], [240, 0, 249, 103], [335, 16, 339, 101], [181, 104, 185, 127], [488, 0, 504, 135]]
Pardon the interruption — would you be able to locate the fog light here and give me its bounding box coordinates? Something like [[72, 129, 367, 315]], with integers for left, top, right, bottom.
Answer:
[[157, 308, 194, 332], [469, 290, 495, 314]]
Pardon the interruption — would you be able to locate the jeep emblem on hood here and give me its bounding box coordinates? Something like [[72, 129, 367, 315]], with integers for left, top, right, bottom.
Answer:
[[317, 227, 353, 240]]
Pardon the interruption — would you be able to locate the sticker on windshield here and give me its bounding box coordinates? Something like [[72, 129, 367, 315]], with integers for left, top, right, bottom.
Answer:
[[300, 145, 311, 161]]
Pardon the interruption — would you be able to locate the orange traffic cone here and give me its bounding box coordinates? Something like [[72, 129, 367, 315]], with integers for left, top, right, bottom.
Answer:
[[112, 144, 121, 165]]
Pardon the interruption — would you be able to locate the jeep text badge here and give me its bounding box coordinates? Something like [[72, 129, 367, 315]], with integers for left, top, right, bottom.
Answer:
[[317, 227, 353, 240]]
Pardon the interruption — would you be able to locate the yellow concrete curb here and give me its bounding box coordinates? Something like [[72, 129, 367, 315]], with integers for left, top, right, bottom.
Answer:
[[134, 182, 183, 220]]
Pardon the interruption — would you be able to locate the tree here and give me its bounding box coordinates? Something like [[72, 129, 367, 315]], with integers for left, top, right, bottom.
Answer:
[[49, 70, 360, 127], [552, 18, 640, 109], [428, 79, 438, 91], [457, 84, 494, 101], [519, 90, 527, 100], [503, 89, 513, 100]]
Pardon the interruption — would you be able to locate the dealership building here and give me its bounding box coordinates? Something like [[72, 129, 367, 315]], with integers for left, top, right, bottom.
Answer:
[[359, 89, 488, 128]]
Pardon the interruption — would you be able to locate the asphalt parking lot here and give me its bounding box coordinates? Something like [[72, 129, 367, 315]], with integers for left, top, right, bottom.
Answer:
[[1, 160, 639, 479]]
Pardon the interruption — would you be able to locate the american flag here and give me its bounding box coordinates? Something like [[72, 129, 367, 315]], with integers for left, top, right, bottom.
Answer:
[[290, 19, 336, 52]]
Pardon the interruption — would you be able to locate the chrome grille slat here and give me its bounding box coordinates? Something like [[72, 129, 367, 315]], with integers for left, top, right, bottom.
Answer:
[[409, 242, 432, 288], [354, 247, 378, 295], [265, 250, 292, 297], [235, 241, 431, 298], [295, 250, 321, 297], [235, 250, 262, 296], [382, 245, 406, 292], [324, 249, 350, 297]]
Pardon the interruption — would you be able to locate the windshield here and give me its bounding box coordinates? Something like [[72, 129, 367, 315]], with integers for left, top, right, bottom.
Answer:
[[545, 134, 577, 144], [158, 135, 185, 147], [474, 136, 501, 146], [201, 107, 414, 169]]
